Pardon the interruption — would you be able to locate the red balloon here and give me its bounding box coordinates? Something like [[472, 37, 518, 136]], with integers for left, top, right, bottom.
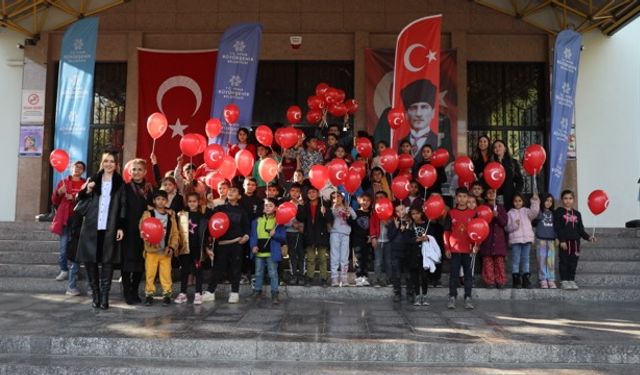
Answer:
[[315, 83, 330, 97], [235, 149, 255, 177], [454, 156, 475, 180], [276, 202, 298, 225], [49, 149, 69, 173], [328, 102, 348, 118], [327, 158, 349, 186], [217, 155, 236, 181], [194, 163, 209, 181], [204, 171, 225, 192], [355, 137, 373, 158], [307, 95, 325, 110], [309, 165, 330, 190], [179, 134, 202, 157], [343, 170, 362, 194], [398, 153, 414, 170], [467, 218, 490, 244], [379, 148, 399, 174], [458, 173, 475, 189], [588, 189, 609, 216], [431, 148, 450, 168], [323, 87, 340, 105], [258, 158, 278, 184], [417, 164, 437, 189], [275, 127, 298, 149], [335, 89, 346, 104], [205, 118, 222, 139], [391, 175, 411, 200], [476, 205, 494, 224], [424, 194, 446, 221], [204, 144, 225, 169], [287, 106, 303, 124], [523, 144, 547, 176], [223, 104, 240, 124], [140, 217, 164, 245], [483, 162, 506, 190], [316, 140, 327, 155], [306, 109, 323, 124], [349, 161, 367, 179], [255, 125, 273, 147], [195, 134, 208, 154], [208, 212, 230, 238], [146, 112, 168, 140], [345, 99, 359, 114], [387, 108, 405, 130], [374, 197, 394, 220]]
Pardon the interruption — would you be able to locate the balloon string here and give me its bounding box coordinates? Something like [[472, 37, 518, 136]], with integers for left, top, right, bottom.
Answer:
[[151, 139, 156, 155], [425, 219, 431, 234], [592, 216, 596, 239], [533, 168, 538, 194]]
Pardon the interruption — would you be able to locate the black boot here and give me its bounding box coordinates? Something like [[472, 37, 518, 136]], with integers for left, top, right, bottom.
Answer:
[[130, 272, 142, 304], [522, 273, 531, 289], [99, 264, 114, 310], [85, 263, 100, 308], [512, 273, 521, 289], [121, 272, 134, 305]]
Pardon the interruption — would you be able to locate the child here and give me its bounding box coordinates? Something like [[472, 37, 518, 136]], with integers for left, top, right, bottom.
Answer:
[[140, 190, 180, 306], [534, 193, 557, 289], [330, 191, 357, 287], [387, 204, 414, 302], [284, 183, 305, 285], [297, 137, 324, 177], [175, 192, 210, 305], [351, 193, 372, 287], [506, 193, 540, 289], [402, 181, 424, 210], [553, 190, 596, 290], [408, 207, 439, 306], [444, 187, 477, 310], [296, 186, 333, 287], [370, 191, 392, 288], [371, 140, 388, 170], [250, 198, 287, 304], [479, 188, 509, 289], [252, 144, 273, 197], [161, 176, 184, 213], [469, 181, 485, 205]]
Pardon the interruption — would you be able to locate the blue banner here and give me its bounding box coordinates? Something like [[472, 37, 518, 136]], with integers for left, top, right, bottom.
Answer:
[[548, 30, 582, 198], [53, 17, 99, 187], [210, 23, 262, 148]]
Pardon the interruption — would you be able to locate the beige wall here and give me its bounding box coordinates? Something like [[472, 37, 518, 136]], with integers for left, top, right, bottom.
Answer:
[[15, 0, 548, 220]]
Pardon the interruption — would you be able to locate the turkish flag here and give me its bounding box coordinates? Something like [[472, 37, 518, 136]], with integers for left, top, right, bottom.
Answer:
[[137, 48, 217, 175], [391, 15, 442, 149]]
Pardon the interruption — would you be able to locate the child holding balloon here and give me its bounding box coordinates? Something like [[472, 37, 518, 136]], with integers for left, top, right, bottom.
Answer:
[[478, 188, 509, 289], [329, 191, 357, 287], [506, 193, 540, 289]]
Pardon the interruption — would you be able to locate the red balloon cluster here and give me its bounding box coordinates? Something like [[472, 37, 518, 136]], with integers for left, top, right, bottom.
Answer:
[[306, 82, 357, 125], [208, 212, 230, 238], [140, 217, 164, 245], [588, 189, 609, 216], [523, 144, 546, 176]]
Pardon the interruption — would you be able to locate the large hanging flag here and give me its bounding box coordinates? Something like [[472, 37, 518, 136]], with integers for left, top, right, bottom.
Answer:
[[548, 30, 582, 198], [210, 23, 262, 148], [53, 17, 99, 187], [137, 49, 217, 172], [391, 15, 442, 158]]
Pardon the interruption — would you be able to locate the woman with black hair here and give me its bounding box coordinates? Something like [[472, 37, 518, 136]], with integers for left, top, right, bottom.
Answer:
[[472, 135, 491, 180], [492, 140, 524, 210]]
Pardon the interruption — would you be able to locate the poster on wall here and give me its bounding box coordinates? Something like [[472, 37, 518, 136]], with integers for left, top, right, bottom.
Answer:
[[20, 90, 45, 124], [18, 125, 44, 157], [567, 120, 577, 160]]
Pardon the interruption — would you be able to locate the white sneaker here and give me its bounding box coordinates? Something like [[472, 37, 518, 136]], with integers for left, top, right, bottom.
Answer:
[[355, 277, 363, 287], [55, 271, 68, 281], [202, 291, 216, 302], [174, 293, 187, 304], [569, 281, 579, 290], [228, 292, 240, 304], [361, 277, 370, 286], [65, 287, 80, 296], [560, 281, 570, 290], [413, 294, 422, 306]]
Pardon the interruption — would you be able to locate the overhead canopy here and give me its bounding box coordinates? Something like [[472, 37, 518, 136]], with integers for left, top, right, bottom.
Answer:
[[0, 0, 125, 38], [473, 0, 640, 35]]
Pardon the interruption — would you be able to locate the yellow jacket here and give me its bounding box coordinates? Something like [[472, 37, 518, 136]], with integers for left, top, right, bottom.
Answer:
[[140, 209, 180, 255]]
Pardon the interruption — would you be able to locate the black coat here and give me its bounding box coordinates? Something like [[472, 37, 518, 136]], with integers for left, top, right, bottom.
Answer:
[[296, 200, 333, 248], [121, 181, 153, 272], [75, 171, 126, 264], [495, 156, 524, 210]]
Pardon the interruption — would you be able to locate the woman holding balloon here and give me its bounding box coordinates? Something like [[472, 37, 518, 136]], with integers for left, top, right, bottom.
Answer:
[[491, 140, 523, 210], [74, 151, 126, 310]]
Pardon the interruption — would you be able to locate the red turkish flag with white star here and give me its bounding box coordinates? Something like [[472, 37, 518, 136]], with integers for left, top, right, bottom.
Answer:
[[137, 48, 217, 175], [391, 15, 441, 148]]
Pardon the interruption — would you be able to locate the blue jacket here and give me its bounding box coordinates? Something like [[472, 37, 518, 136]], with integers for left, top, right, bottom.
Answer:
[[249, 217, 287, 262]]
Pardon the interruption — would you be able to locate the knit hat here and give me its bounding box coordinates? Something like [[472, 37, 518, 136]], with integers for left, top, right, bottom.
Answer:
[[401, 79, 436, 109]]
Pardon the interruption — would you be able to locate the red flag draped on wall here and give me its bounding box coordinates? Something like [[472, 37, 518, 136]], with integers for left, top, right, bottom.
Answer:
[[391, 15, 442, 157], [137, 49, 217, 174]]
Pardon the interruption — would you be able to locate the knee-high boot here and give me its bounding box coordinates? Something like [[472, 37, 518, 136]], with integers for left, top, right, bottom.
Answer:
[[130, 271, 143, 303], [85, 262, 100, 308], [99, 263, 114, 310], [121, 271, 133, 305]]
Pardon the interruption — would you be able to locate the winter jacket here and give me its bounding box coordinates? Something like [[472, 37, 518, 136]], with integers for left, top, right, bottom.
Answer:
[[140, 209, 180, 254], [176, 208, 212, 258], [494, 156, 524, 210], [50, 177, 86, 236], [534, 209, 556, 240], [350, 209, 371, 247], [553, 207, 590, 242], [121, 181, 154, 272], [296, 199, 334, 248], [387, 220, 414, 251], [479, 204, 509, 257], [249, 217, 287, 262], [330, 206, 356, 235], [506, 196, 540, 244]]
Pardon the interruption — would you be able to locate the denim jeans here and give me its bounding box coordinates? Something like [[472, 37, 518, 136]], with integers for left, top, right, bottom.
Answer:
[[58, 227, 69, 272], [536, 239, 556, 281], [255, 256, 279, 294], [449, 253, 473, 298], [68, 261, 79, 289], [511, 243, 532, 274], [374, 242, 391, 284]]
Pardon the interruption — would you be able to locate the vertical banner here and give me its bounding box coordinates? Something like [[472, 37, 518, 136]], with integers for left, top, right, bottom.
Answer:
[[137, 49, 218, 171], [548, 30, 582, 198], [391, 15, 441, 160], [53, 17, 99, 187], [210, 23, 262, 148], [366, 48, 457, 156]]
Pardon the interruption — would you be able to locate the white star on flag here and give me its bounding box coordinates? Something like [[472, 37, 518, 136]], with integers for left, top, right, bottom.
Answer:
[[169, 118, 188, 138], [439, 90, 448, 108], [427, 50, 437, 63]]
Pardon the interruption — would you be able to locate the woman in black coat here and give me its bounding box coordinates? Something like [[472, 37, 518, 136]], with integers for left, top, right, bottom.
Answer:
[[491, 140, 523, 210], [472, 135, 491, 180], [75, 151, 126, 310]]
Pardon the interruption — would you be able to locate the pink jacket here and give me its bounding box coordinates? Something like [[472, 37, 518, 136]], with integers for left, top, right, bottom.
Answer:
[[506, 196, 540, 245]]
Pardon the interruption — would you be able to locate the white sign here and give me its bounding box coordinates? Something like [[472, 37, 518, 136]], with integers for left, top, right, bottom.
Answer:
[[21, 90, 45, 124]]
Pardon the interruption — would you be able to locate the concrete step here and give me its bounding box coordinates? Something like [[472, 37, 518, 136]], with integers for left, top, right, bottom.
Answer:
[[0, 264, 62, 278], [0, 354, 635, 375], [577, 260, 640, 274], [582, 238, 640, 249], [0, 230, 58, 241], [0, 251, 58, 264], [0, 240, 59, 253], [577, 248, 640, 261]]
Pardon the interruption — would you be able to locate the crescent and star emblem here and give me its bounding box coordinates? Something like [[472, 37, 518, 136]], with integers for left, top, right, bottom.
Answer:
[[156, 75, 203, 138], [336, 170, 345, 181], [403, 44, 438, 73]]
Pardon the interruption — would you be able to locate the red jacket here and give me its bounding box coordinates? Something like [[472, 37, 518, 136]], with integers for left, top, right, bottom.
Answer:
[[444, 208, 476, 254], [50, 177, 86, 235]]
